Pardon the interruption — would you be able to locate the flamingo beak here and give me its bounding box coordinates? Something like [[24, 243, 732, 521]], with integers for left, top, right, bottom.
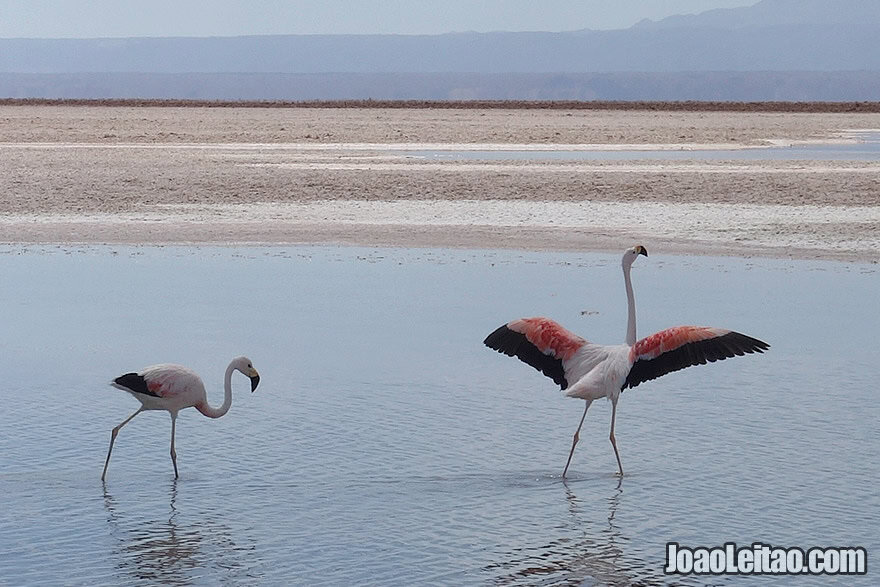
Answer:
[[638, 246, 648, 257], [250, 373, 260, 392]]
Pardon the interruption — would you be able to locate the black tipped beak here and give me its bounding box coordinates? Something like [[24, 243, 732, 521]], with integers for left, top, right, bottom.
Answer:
[[250, 375, 260, 392], [639, 247, 648, 257]]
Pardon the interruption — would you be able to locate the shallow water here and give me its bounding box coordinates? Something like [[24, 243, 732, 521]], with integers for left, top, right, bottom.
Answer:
[[410, 131, 880, 161], [0, 245, 877, 586]]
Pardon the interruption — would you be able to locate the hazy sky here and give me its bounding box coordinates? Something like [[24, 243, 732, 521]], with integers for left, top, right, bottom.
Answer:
[[0, 0, 759, 38]]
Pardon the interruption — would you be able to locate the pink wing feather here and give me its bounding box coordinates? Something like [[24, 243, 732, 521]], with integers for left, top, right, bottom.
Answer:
[[484, 317, 588, 390], [509, 318, 586, 361], [141, 365, 203, 398], [629, 326, 727, 362]]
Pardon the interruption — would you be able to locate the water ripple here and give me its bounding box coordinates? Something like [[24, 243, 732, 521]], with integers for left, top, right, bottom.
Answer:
[[0, 246, 877, 585]]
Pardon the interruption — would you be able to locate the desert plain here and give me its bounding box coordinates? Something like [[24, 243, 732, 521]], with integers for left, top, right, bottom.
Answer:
[[1, 103, 878, 261]]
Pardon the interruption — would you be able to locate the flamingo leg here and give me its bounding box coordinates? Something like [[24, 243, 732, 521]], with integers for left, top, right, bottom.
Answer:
[[610, 399, 624, 477], [170, 413, 179, 479], [563, 400, 592, 478], [102, 407, 144, 481]]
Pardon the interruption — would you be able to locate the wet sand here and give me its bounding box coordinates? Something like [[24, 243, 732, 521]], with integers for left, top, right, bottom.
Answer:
[[1, 105, 879, 261]]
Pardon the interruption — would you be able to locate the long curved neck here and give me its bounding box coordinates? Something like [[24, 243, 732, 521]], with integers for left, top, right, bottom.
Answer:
[[196, 362, 235, 419], [623, 261, 637, 346]]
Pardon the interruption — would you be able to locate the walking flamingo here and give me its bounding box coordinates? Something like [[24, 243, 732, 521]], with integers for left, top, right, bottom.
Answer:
[[484, 246, 768, 478], [101, 356, 260, 480]]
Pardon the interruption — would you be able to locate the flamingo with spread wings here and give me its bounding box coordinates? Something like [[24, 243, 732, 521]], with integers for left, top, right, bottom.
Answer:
[[484, 246, 768, 478]]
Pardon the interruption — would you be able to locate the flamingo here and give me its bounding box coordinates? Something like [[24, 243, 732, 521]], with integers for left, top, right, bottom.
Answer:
[[101, 356, 260, 480], [484, 246, 768, 478]]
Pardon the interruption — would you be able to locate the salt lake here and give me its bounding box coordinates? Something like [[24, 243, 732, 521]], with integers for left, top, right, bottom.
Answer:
[[0, 245, 876, 585]]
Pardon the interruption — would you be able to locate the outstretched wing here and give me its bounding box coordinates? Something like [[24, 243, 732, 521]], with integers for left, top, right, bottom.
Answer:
[[484, 317, 588, 390], [624, 326, 769, 390]]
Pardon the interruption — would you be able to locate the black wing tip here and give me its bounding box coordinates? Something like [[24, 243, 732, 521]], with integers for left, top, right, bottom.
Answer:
[[113, 372, 157, 397], [724, 331, 770, 353], [483, 324, 510, 350]]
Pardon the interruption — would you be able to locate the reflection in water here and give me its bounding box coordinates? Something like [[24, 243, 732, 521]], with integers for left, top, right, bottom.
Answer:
[[485, 479, 672, 586], [102, 480, 256, 585]]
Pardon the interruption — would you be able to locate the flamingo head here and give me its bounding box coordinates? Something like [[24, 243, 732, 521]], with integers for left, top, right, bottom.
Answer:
[[233, 356, 261, 392], [622, 245, 648, 267]]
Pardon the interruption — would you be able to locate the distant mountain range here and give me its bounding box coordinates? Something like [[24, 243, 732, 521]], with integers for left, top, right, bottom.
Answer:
[[1, 0, 879, 101]]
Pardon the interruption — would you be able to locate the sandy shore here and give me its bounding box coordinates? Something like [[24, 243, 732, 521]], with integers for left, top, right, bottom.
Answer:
[[1, 105, 879, 261]]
